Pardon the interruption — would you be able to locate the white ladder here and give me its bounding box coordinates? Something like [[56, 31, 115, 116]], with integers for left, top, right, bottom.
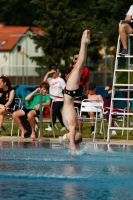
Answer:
[[107, 33, 133, 142]]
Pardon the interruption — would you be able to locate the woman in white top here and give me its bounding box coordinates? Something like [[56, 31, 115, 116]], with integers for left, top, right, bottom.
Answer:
[[43, 68, 66, 131]]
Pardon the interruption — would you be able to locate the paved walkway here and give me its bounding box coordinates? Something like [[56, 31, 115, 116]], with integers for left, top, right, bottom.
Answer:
[[0, 136, 133, 145]]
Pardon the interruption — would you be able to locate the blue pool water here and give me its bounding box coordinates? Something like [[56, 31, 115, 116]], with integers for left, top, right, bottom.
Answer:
[[0, 142, 133, 200]]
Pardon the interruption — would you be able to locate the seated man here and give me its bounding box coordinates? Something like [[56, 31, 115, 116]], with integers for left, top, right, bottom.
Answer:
[[88, 82, 103, 134], [62, 29, 90, 150], [119, 5, 133, 56], [12, 82, 50, 139]]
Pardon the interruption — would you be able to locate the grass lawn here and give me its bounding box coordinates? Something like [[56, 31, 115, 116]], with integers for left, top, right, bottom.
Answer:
[[2, 117, 133, 140]]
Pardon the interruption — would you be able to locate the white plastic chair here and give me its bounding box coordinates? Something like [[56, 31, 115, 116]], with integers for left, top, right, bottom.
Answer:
[[11, 94, 55, 138], [14, 104, 55, 138], [77, 99, 105, 142]]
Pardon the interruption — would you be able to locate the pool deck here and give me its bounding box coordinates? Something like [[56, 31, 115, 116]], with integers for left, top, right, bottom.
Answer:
[[0, 136, 133, 145]]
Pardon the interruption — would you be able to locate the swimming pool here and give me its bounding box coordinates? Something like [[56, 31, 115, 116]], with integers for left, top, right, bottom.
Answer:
[[0, 141, 133, 200]]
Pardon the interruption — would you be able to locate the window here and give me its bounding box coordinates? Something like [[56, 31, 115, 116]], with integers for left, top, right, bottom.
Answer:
[[17, 45, 21, 52], [35, 46, 39, 53]]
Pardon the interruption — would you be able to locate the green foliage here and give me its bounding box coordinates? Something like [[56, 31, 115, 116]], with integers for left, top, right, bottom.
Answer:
[[29, 0, 133, 70], [30, 0, 103, 70], [117, 70, 133, 84], [1, 0, 133, 72], [0, 0, 37, 25]]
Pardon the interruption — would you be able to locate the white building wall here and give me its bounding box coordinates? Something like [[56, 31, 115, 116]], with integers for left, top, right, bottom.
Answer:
[[0, 30, 44, 76]]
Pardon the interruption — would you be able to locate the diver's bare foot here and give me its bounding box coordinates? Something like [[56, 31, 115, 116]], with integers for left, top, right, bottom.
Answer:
[[21, 130, 27, 139], [30, 132, 36, 139], [82, 30, 90, 45]]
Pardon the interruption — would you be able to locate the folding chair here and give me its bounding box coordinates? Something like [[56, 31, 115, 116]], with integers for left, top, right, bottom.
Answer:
[[13, 104, 55, 138], [77, 99, 105, 142], [7, 97, 22, 136], [11, 92, 55, 138]]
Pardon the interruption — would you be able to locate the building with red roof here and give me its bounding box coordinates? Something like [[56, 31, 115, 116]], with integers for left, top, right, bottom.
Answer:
[[0, 24, 43, 81]]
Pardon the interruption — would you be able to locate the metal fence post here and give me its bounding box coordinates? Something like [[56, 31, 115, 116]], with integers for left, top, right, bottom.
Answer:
[[39, 89, 43, 137]]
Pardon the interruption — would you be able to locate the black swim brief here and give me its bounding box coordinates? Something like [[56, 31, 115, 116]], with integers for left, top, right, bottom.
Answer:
[[64, 88, 80, 98]]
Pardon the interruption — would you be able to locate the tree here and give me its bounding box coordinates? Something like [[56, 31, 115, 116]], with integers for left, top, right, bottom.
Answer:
[[1, 0, 133, 76], [29, 0, 133, 73], [0, 0, 37, 26], [30, 0, 101, 72]]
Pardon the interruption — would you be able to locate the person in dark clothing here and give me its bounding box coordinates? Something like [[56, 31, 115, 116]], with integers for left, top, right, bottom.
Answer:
[[0, 75, 15, 132]]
